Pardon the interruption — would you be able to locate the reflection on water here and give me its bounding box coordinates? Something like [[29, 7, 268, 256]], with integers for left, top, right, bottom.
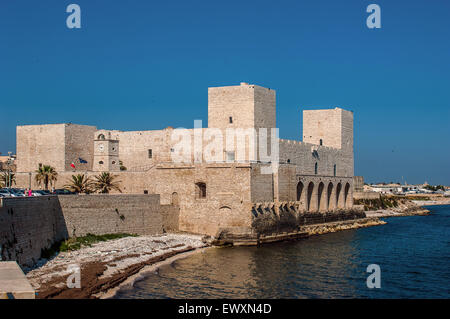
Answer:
[[115, 206, 450, 299]]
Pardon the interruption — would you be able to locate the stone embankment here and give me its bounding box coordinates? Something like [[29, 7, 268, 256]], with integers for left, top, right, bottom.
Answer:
[[210, 209, 386, 246], [25, 234, 206, 299], [411, 199, 450, 206]]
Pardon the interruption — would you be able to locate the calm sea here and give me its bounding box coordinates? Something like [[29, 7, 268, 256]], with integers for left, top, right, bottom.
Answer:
[[115, 205, 450, 299]]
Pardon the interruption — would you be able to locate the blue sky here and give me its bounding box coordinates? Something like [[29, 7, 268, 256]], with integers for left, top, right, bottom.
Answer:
[[1, 0, 449, 185]]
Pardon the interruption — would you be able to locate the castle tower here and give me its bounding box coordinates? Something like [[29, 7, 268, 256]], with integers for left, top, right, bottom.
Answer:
[[208, 82, 276, 130], [92, 133, 120, 172], [302, 107, 353, 151], [208, 83, 276, 161], [303, 107, 354, 176]]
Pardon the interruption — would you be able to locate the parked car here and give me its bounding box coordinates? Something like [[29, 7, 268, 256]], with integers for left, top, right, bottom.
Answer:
[[0, 189, 17, 197], [11, 188, 26, 197], [33, 190, 52, 196], [52, 189, 76, 195]]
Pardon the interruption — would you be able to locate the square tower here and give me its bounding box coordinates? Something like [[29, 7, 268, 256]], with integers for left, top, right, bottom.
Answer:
[[302, 107, 353, 151], [208, 83, 276, 130], [92, 134, 120, 172]]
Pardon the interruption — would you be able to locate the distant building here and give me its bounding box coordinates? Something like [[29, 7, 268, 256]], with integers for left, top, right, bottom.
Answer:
[[369, 184, 419, 194]]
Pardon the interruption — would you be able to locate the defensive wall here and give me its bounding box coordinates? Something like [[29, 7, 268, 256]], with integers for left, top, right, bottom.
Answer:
[[0, 195, 179, 267]]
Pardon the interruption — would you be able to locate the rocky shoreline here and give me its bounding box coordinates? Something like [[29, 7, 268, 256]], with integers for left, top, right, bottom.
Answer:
[[25, 234, 206, 299], [365, 207, 430, 218]]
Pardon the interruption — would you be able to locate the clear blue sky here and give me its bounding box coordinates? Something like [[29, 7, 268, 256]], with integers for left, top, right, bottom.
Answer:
[[1, 0, 449, 185]]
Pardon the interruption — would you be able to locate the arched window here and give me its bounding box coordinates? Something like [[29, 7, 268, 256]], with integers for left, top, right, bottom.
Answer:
[[99, 161, 104, 165], [333, 164, 336, 176], [195, 182, 206, 199], [320, 139, 323, 146], [315, 162, 318, 175], [97, 134, 106, 140]]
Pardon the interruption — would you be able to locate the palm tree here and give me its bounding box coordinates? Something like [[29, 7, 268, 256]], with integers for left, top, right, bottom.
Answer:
[[0, 171, 15, 188], [35, 165, 58, 190], [64, 174, 93, 194], [93, 172, 122, 194]]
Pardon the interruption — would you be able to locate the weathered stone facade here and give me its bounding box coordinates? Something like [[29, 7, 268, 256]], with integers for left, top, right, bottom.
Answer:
[[14, 83, 354, 236]]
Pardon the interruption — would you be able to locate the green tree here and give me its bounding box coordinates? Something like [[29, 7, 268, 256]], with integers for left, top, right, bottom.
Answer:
[[64, 174, 93, 194], [93, 172, 122, 194], [0, 171, 16, 188], [35, 165, 58, 190]]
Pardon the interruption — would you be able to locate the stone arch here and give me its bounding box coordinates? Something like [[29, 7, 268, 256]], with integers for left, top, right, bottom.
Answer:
[[97, 134, 105, 140], [327, 182, 334, 210], [171, 192, 179, 206], [336, 183, 343, 209], [344, 183, 351, 208], [219, 206, 231, 214], [307, 181, 315, 212], [318, 182, 326, 211]]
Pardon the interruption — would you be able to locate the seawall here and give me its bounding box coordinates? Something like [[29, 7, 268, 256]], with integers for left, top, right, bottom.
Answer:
[[0, 195, 179, 267], [211, 207, 378, 245]]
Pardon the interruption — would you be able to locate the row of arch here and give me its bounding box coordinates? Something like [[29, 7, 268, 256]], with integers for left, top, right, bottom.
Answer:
[[296, 180, 351, 212]]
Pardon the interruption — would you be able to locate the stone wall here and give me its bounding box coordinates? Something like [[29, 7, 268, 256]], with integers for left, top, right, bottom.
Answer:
[[353, 176, 364, 192], [353, 191, 380, 200], [58, 195, 164, 237], [16, 124, 67, 172], [64, 124, 97, 171], [0, 194, 178, 267], [251, 208, 366, 236], [160, 205, 180, 232]]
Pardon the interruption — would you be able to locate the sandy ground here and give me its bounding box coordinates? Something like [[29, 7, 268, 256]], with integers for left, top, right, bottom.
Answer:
[[25, 233, 206, 299]]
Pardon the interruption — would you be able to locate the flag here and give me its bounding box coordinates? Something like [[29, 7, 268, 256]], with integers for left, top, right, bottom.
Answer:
[[79, 158, 88, 164], [70, 163, 76, 169]]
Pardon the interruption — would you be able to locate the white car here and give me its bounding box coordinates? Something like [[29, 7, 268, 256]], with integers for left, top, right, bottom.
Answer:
[[0, 189, 17, 197]]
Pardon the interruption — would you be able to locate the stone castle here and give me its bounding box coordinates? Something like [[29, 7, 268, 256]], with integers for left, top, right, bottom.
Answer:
[[14, 83, 354, 236]]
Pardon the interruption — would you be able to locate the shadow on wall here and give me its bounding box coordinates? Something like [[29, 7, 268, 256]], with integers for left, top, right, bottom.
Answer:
[[0, 196, 69, 268], [0, 194, 178, 268]]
